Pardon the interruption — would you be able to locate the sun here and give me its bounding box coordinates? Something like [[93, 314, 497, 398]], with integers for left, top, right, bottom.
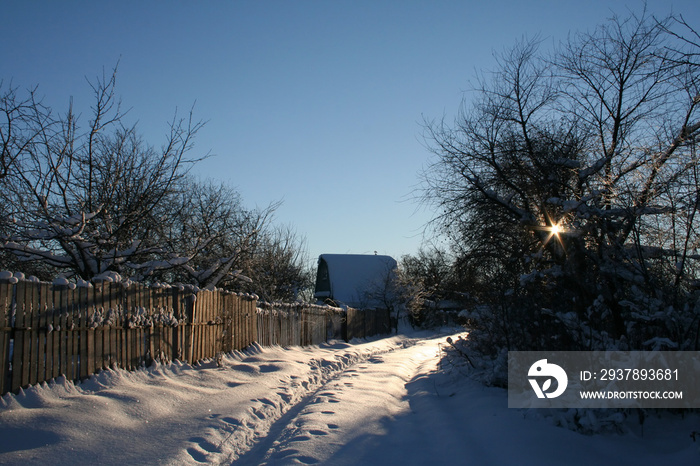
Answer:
[[542, 220, 566, 247], [549, 222, 562, 237], [531, 213, 570, 249], [532, 215, 567, 247]]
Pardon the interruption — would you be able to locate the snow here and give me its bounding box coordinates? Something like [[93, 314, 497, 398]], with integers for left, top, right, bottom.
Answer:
[[0, 331, 698, 465]]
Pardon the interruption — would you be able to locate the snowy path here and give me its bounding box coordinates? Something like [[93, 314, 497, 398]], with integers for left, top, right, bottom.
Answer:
[[237, 337, 447, 465], [1, 331, 699, 465]]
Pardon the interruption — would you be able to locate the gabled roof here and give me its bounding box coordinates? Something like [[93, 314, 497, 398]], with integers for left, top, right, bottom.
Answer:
[[315, 253, 397, 308]]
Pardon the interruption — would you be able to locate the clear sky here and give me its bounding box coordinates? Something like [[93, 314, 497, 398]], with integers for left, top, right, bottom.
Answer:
[[3, 0, 698, 266]]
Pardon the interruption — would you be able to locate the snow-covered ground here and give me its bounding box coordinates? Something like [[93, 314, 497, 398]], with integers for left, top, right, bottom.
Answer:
[[0, 330, 698, 465]]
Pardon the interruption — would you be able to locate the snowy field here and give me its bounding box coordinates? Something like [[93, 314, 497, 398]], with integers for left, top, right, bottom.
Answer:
[[0, 330, 698, 465]]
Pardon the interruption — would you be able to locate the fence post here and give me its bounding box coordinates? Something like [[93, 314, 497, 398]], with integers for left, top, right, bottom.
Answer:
[[187, 291, 196, 364], [0, 280, 13, 394]]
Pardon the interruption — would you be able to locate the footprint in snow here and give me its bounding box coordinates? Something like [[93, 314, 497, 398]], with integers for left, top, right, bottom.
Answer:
[[188, 437, 219, 453], [220, 416, 241, 425], [259, 364, 282, 373], [232, 364, 258, 373]]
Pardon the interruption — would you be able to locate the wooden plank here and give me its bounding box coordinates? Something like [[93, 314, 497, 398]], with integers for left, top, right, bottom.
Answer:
[[43, 285, 54, 382], [26, 281, 39, 386], [125, 284, 136, 370], [164, 287, 173, 362], [233, 295, 240, 351], [246, 299, 252, 347], [172, 287, 181, 361], [179, 288, 188, 361], [194, 314, 200, 363], [199, 291, 207, 361], [199, 290, 207, 362], [86, 285, 96, 376], [78, 285, 89, 379], [142, 284, 150, 366], [216, 291, 222, 356], [65, 286, 77, 381], [130, 284, 138, 368], [166, 287, 174, 361], [226, 293, 235, 352], [11, 280, 26, 391], [107, 282, 116, 369], [230, 294, 236, 352], [94, 283, 104, 373], [221, 294, 228, 354], [157, 288, 166, 363], [239, 295, 245, 349], [159, 286, 166, 361], [0, 281, 12, 394], [72, 287, 82, 378], [66, 285, 77, 381], [197, 290, 211, 361], [58, 284, 69, 379], [107, 282, 117, 368], [205, 290, 212, 359], [250, 299, 257, 347], [168, 287, 175, 361], [174, 287, 182, 361], [187, 291, 195, 364], [191, 291, 199, 363], [242, 296, 247, 348], [38, 282, 51, 383], [20, 281, 33, 387], [240, 295, 246, 348], [150, 287, 157, 364], [120, 284, 129, 369], [134, 284, 142, 367], [210, 291, 217, 357], [141, 285, 150, 367], [126, 284, 135, 369], [213, 291, 220, 357], [113, 282, 123, 369]]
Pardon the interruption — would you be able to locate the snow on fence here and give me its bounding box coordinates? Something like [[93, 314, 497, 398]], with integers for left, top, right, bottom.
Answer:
[[0, 275, 393, 395]]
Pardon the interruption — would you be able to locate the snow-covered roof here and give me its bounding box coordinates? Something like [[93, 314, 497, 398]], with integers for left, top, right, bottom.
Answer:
[[314, 254, 397, 308]]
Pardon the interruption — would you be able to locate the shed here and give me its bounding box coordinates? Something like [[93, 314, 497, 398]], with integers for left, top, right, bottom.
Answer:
[[314, 253, 398, 308]]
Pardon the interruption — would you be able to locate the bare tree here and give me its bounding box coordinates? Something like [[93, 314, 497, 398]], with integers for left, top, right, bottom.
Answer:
[[421, 10, 700, 352], [0, 66, 206, 280]]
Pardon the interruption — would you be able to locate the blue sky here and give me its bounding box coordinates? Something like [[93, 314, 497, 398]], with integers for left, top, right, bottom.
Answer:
[[3, 1, 698, 266]]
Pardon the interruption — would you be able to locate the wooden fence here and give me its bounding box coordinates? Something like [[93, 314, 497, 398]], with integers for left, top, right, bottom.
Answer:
[[0, 277, 393, 395], [257, 302, 339, 347], [345, 307, 393, 341], [256, 303, 393, 345]]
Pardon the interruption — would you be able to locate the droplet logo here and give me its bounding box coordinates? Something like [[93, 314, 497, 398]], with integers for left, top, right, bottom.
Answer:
[[528, 359, 568, 399]]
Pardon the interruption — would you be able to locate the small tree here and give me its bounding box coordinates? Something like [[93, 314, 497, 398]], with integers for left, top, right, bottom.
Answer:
[[398, 247, 459, 327], [237, 223, 314, 302]]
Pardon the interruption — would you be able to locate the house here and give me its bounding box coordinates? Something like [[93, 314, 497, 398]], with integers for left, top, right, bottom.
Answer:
[[314, 253, 398, 308]]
